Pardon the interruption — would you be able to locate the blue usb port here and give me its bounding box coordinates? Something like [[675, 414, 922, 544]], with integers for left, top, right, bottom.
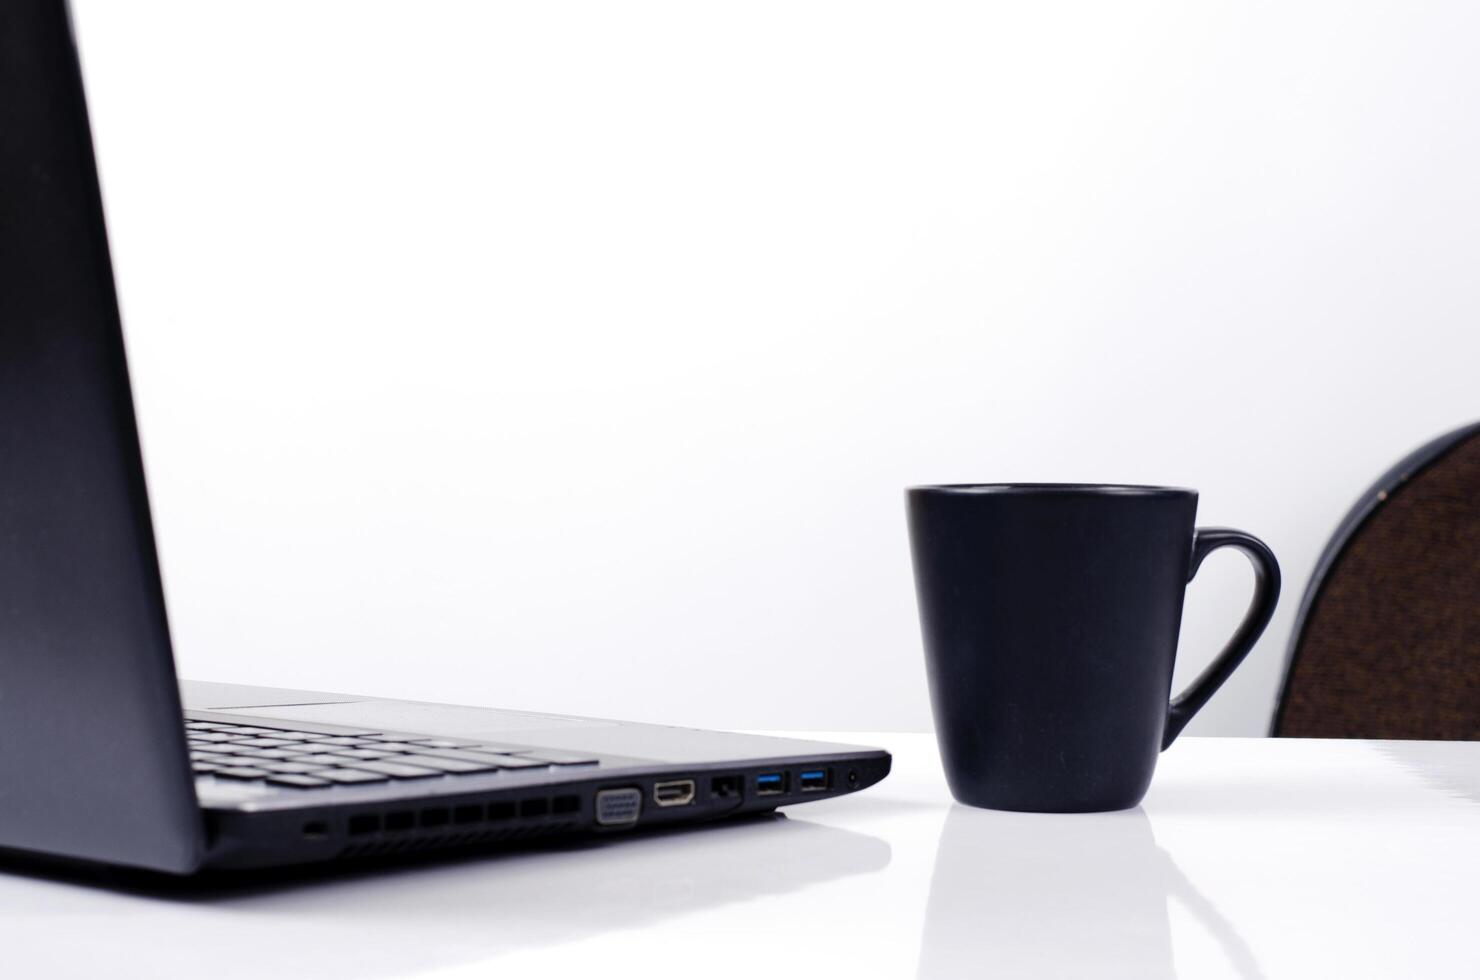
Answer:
[[756, 773, 786, 795], [799, 769, 829, 792]]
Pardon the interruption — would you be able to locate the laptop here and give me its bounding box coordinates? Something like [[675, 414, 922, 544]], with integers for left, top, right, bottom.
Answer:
[[0, 0, 890, 875]]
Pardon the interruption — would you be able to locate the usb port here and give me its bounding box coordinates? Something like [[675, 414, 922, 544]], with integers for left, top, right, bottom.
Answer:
[[756, 772, 786, 796], [653, 779, 696, 808], [799, 769, 829, 792]]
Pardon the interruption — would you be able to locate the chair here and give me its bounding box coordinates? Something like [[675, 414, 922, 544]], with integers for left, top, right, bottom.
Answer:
[[1272, 420, 1480, 739]]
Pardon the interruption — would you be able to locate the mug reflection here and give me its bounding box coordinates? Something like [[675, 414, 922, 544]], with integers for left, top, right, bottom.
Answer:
[[916, 805, 1263, 979]]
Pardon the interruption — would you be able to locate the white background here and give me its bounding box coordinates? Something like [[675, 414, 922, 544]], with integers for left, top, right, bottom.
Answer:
[[72, 0, 1480, 735]]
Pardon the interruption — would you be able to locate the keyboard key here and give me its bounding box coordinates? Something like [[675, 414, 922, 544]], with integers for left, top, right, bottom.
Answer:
[[262, 762, 328, 774], [252, 725, 382, 737], [213, 767, 271, 780], [240, 749, 307, 761], [409, 738, 483, 749], [330, 748, 399, 760], [347, 760, 444, 779], [188, 732, 235, 743], [313, 737, 361, 747], [394, 754, 501, 774], [229, 737, 300, 748], [191, 763, 222, 774], [185, 722, 230, 731], [216, 727, 277, 735], [361, 737, 426, 752], [277, 732, 332, 741], [267, 774, 332, 788], [191, 751, 232, 763], [317, 768, 390, 784], [290, 754, 357, 766]]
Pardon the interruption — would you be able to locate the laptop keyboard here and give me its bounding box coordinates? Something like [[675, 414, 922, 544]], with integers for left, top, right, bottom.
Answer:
[[186, 718, 598, 790]]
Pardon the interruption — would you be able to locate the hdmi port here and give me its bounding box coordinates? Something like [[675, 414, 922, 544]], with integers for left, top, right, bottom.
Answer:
[[653, 779, 696, 807]]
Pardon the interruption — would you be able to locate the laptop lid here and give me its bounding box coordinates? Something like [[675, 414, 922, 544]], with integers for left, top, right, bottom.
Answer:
[[0, 0, 203, 872]]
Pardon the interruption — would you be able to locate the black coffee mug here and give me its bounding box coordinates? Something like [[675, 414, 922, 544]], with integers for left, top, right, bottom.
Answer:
[[907, 484, 1280, 812]]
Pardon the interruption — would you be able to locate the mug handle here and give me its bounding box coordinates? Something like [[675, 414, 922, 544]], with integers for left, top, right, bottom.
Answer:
[[1162, 528, 1281, 749]]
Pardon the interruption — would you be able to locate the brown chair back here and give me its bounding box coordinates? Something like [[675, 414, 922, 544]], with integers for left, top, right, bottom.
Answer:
[[1273, 421, 1480, 738]]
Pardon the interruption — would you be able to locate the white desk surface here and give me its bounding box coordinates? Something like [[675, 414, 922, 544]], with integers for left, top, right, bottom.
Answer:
[[4, 733, 1477, 979]]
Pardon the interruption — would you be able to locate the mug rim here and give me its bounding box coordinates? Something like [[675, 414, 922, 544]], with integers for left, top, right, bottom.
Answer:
[[907, 482, 1196, 497]]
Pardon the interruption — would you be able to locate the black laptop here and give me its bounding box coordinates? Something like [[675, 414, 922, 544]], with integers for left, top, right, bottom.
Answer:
[[0, 0, 890, 874]]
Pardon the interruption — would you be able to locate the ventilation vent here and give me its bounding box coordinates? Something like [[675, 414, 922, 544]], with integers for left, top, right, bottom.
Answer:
[[335, 794, 586, 857], [337, 821, 580, 859]]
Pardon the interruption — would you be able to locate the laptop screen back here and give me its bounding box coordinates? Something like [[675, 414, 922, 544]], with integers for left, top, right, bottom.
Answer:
[[0, 0, 202, 872]]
